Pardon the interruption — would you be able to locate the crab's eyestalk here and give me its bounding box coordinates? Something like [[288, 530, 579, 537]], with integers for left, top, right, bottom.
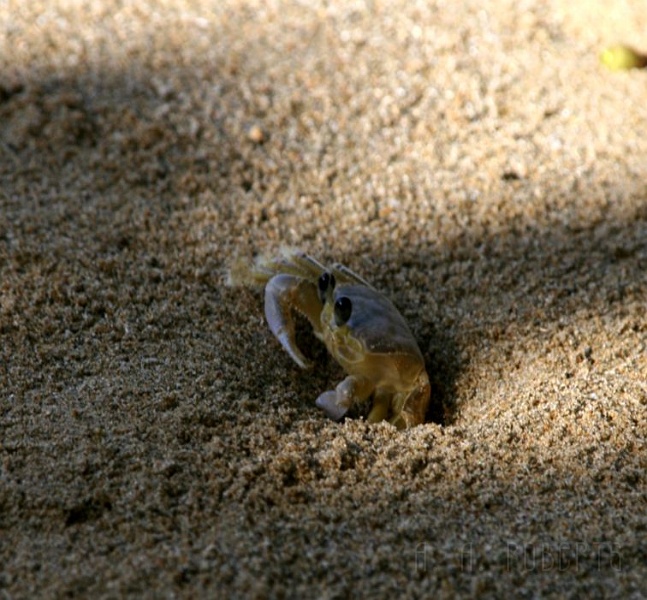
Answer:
[[318, 272, 336, 304], [334, 296, 352, 327]]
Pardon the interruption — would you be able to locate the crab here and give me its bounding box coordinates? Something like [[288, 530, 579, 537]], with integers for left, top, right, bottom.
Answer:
[[229, 249, 430, 429]]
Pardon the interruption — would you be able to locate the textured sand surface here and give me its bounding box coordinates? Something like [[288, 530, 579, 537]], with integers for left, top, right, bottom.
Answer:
[[1, 1, 646, 597]]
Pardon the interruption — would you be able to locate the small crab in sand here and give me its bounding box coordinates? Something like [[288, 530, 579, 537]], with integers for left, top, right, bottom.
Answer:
[[229, 249, 430, 429]]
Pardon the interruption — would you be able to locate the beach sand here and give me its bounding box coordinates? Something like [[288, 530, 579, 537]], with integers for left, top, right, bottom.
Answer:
[[1, 1, 645, 597]]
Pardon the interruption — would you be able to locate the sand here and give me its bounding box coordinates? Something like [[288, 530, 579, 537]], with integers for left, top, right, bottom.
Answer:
[[1, 1, 645, 597]]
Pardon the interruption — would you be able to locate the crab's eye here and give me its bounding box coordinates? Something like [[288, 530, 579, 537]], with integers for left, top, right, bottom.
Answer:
[[334, 296, 352, 326], [318, 272, 336, 303]]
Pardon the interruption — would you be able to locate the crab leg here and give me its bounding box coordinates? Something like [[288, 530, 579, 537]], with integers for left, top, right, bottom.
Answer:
[[264, 274, 323, 368], [367, 389, 391, 423], [330, 262, 375, 288], [253, 249, 327, 282], [388, 371, 431, 429]]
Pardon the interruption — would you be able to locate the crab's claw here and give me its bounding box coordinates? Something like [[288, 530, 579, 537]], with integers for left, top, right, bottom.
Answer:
[[315, 391, 349, 421], [264, 274, 324, 369], [315, 374, 375, 422]]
